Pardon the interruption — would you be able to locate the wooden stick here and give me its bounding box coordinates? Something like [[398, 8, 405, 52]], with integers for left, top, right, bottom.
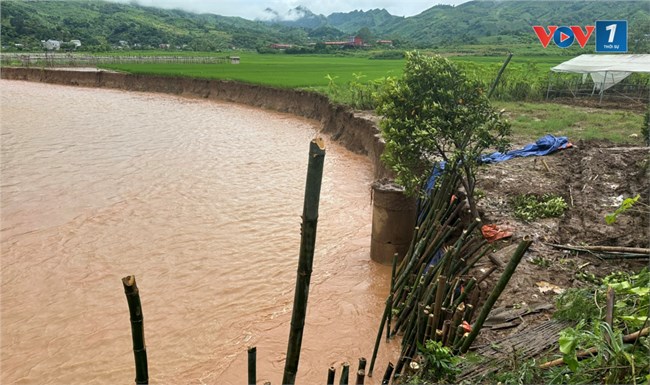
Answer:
[[282, 138, 326, 385], [605, 286, 615, 347], [247, 346, 256, 385], [545, 243, 650, 255], [122, 275, 148, 385], [460, 240, 532, 353], [539, 327, 650, 369]]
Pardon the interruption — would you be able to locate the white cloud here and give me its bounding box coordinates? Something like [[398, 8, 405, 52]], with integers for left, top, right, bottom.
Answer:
[[111, 0, 469, 19]]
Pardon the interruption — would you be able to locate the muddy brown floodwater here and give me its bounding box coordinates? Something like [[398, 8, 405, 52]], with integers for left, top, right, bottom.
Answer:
[[1, 80, 398, 385]]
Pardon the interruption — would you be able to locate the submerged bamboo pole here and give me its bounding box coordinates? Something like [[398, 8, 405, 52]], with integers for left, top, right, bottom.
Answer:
[[247, 346, 256, 385], [381, 362, 394, 385], [368, 298, 390, 377], [460, 240, 532, 353], [327, 367, 336, 385], [122, 275, 148, 385], [355, 369, 366, 385], [282, 138, 326, 385], [339, 362, 350, 385]]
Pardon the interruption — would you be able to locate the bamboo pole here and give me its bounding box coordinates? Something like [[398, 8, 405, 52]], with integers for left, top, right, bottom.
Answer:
[[539, 327, 650, 369], [488, 52, 513, 98], [381, 362, 394, 385], [355, 369, 365, 385], [358, 357, 367, 371], [339, 362, 350, 385], [431, 275, 447, 334], [545, 243, 650, 255], [122, 275, 148, 385], [327, 367, 336, 385], [282, 138, 326, 385], [386, 253, 398, 341], [247, 346, 256, 385], [369, 297, 390, 377], [460, 240, 532, 353]]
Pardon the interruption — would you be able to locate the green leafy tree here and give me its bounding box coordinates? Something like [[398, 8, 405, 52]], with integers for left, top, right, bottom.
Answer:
[[376, 51, 511, 217]]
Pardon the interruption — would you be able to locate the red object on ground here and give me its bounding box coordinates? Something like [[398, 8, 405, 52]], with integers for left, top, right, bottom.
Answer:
[[481, 224, 513, 242]]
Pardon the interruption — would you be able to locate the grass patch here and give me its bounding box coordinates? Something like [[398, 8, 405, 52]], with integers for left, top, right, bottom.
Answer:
[[495, 101, 645, 144]]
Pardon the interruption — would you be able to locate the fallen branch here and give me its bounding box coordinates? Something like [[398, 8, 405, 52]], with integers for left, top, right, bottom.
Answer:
[[545, 243, 650, 256], [539, 327, 650, 369]]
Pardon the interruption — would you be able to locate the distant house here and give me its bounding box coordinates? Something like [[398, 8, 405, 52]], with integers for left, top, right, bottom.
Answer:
[[41, 39, 61, 50], [230, 56, 240, 64], [270, 43, 293, 49], [324, 36, 364, 47], [377, 40, 393, 46], [70, 40, 82, 48], [159, 43, 171, 49]]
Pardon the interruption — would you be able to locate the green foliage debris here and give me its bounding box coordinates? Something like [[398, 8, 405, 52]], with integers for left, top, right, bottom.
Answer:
[[512, 194, 568, 222]]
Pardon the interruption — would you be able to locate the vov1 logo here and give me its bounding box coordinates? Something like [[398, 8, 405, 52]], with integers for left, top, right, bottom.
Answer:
[[533, 20, 627, 52], [532, 26, 595, 49]]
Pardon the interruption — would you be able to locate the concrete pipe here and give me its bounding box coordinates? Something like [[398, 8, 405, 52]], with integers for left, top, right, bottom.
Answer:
[[370, 180, 416, 265]]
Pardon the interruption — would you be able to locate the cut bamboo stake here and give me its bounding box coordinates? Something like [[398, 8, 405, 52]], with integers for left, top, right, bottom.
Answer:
[[282, 138, 326, 385], [247, 346, 256, 385], [386, 253, 398, 341], [355, 369, 365, 385], [122, 275, 148, 385], [358, 357, 367, 371], [339, 362, 350, 385], [431, 275, 447, 334], [460, 240, 533, 353], [381, 362, 394, 385], [327, 367, 336, 385]]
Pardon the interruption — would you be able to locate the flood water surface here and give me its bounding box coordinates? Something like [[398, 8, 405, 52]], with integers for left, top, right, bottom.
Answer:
[[1, 81, 397, 384]]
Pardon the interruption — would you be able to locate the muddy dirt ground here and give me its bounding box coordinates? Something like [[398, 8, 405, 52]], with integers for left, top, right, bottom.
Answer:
[[470, 139, 649, 345]]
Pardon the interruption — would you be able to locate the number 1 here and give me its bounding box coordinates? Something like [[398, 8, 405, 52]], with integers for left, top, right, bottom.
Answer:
[[605, 24, 617, 43]]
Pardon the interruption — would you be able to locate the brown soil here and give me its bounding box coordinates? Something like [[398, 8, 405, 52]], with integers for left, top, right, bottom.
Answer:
[[472, 140, 649, 345], [552, 97, 648, 113]]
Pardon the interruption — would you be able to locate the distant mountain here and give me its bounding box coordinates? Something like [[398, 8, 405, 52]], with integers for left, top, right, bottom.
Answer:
[[1, 0, 648, 51], [0, 0, 310, 51], [385, 1, 650, 47], [266, 7, 400, 34]]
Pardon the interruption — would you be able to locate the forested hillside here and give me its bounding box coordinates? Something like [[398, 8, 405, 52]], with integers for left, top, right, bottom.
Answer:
[[1, 0, 648, 51]]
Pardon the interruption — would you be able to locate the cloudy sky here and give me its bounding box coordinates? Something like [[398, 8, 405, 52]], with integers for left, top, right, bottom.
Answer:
[[110, 0, 470, 20]]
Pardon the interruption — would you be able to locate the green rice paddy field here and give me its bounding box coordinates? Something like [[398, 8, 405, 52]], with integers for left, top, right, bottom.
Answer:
[[100, 52, 566, 90], [99, 52, 645, 143]]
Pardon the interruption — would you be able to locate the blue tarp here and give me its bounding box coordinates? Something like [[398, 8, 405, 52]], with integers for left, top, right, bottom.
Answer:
[[480, 134, 571, 164], [422, 134, 572, 202]]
